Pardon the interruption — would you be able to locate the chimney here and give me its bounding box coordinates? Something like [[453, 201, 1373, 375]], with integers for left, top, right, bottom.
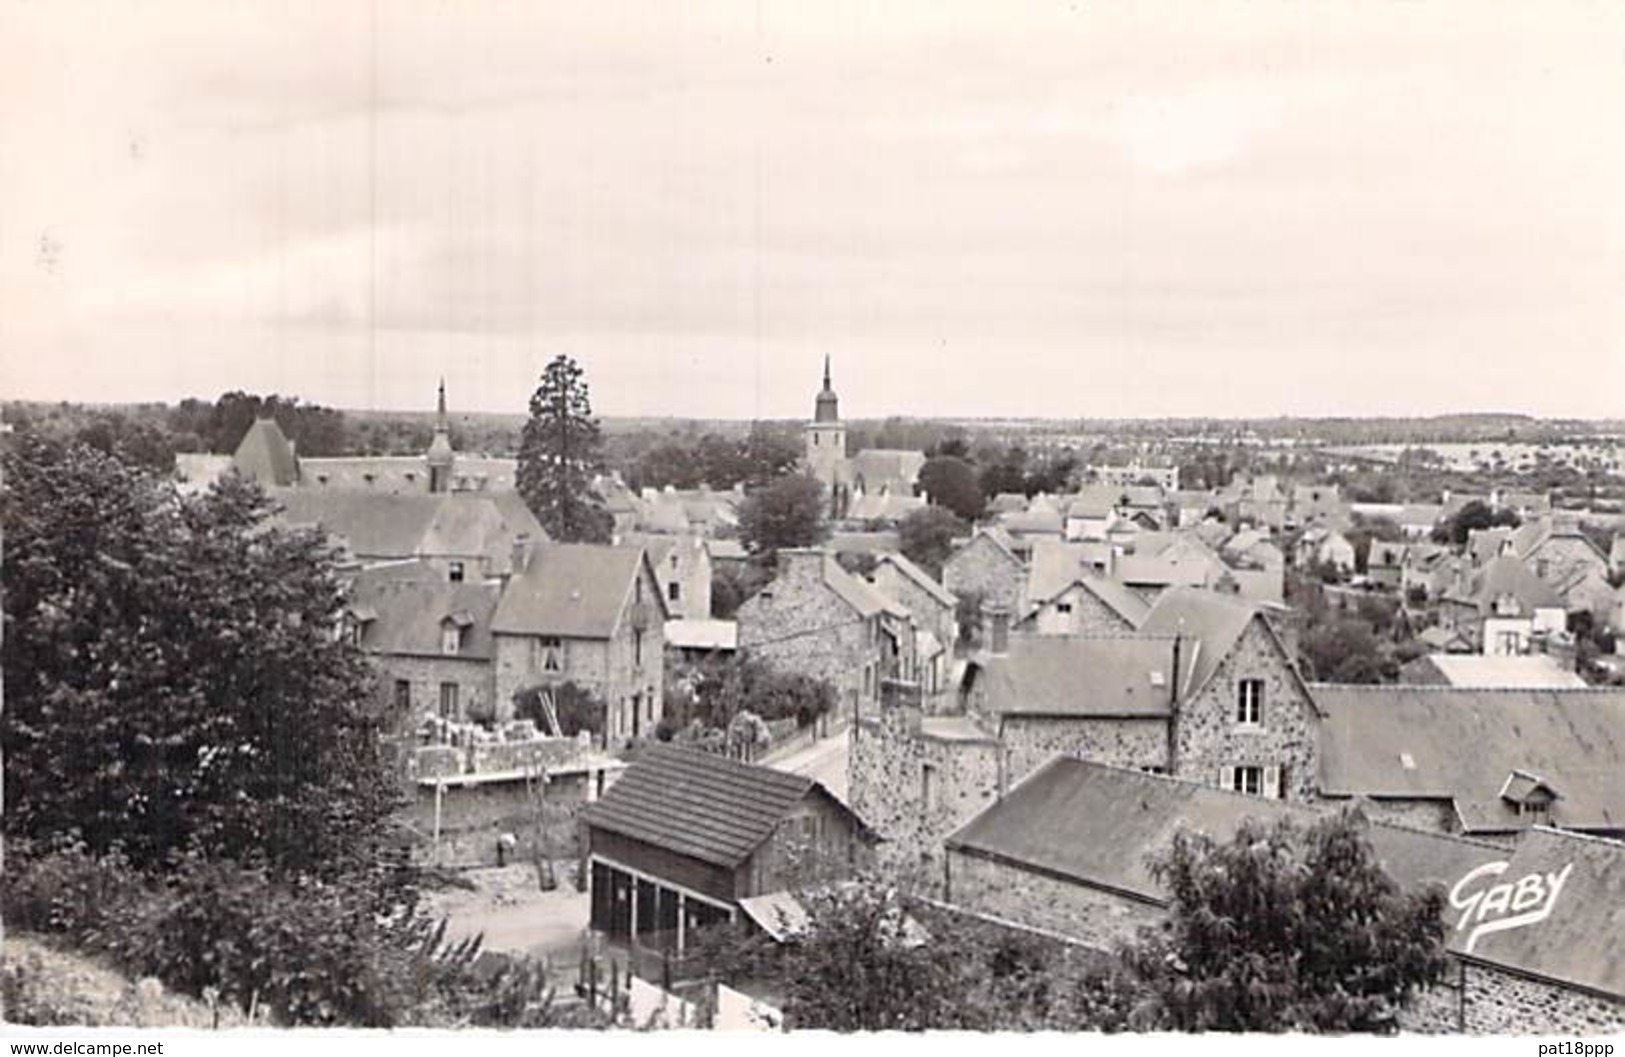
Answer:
[[984, 602, 1010, 656], [879, 677, 923, 736], [1166, 629, 1183, 775], [510, 533, 532, 575]]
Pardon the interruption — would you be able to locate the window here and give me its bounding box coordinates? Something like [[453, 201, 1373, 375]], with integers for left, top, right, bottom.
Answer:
[[670, 553, 679, 569], [393, 679, 411, 711], [539, 636, 563, 672], [1236, 679, 1264, 725], [439, 682, 460, 720], [635, 576, 642, 604], [1055, 602, 1073, 615], [633, 629, 644, 667], [441, 626, 461, 655], [1231, 765, 1264, 796], [448, 561, 465, 583], [668, 581, 681, 603], [921, 763, 937, 812]]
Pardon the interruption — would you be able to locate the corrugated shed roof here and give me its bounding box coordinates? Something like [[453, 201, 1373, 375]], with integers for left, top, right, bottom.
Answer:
[[492, 543, 651, 638], [970, 634, 1179, 717], [947, 757, 1506, 909], [582, 744, 816, 867], [1315, 684, 1625, 833]]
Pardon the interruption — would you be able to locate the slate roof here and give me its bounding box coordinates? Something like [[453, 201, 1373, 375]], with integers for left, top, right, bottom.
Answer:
[[968, 634, 1180, 718], [1000, 507, 1065, 536], [850, 449, 926, 490], [582, 744, 858, 868], [873, 552, 956, 608], [1064, 485, 1123, 520], [1138, 586, 1278, 700], [947, 757, 1504, 911], [232, 418, 299, 487], [1444, 554, 1564, 613], [492, 543, 656, 639], [348, 573, 502, 660], [1020, 575, 1150, 629], [1314, 684, 1625, 833], [272, 489, 545, 569], [1453, 827, 1625, 999]]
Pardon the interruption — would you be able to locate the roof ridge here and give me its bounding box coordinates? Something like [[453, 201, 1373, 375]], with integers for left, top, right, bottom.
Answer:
[[1311, 683, 1625, 695]]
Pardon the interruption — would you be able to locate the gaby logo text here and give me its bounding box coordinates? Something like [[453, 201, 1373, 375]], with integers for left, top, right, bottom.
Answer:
[[1448, 860, 1573, 954]]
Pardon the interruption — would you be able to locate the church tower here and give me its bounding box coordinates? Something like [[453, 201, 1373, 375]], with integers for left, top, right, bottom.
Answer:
[[804, 355, 848, 515], [426, 378, 456, 493]]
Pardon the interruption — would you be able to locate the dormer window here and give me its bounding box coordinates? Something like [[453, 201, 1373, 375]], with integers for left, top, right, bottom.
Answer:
[[442, 626, 461, 655]]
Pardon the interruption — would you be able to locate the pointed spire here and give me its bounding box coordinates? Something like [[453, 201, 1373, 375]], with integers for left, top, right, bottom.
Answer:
[[437, 377, 447, 424], [822, 353, 832, 391]]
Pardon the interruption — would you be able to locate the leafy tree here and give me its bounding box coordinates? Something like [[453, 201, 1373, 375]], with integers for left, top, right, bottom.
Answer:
[[512, 681, 606, 736], [917, 455, 983, 521], [72, 414, 178, 474], [1122, 810, 1448, 1033], [1, 436, 402, 884], [737, 473, 828, 561], [710, 559, 771, 619], [1432, 500, 1519, 546], [977, 445, 1028, 498], [671, 654, 834, 731], [1346, 516, 1404, 574], [516, 355, 612, 543], [898, 506, 966, 578], [1301, 616, 1389, 683]]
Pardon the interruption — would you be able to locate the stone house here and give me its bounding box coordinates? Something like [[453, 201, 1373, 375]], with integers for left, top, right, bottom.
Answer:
[[345, 564, 504, 728], [1288, 482, 1347, 529], [582, 744, 875, 953], [1509, 515, 1610, 596], [1295, 525, 1356, 574], [848, 585, 1320, 878], [1016, 577, 1147, 636], [735, 549, 889, 728], [943, 758, 1625, 1034], [1366, 538, 1408, 588], [942, 526, 1027, 614], [1313, 684, 1625, 840], [1438, 555, 1567, 655], [868, 553, 958, 695], [1062, 485, 1124, 542], [616, 531, 713, 620], [491, 543, 667, 743]]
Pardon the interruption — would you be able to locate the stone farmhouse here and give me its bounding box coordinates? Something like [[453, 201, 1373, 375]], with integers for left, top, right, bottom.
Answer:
[[615, 531, 713, 621], [943, 758, 1624, 1034], [735, 548, 893, 727], [491, 543, 667, 743], [942, 526, 1027, 616]]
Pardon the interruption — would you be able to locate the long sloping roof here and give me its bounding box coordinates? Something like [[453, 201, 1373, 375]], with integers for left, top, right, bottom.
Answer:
[[948, 757, 1503, 909], [1444, 554, 1563, 612], [492, 543, 652, 638], [1314, 684, 1625, 833], [348, 573, 501, 660], [272, 489, 545, 569], [582, 744, 822, 867], [970, 634, 1179, 717]]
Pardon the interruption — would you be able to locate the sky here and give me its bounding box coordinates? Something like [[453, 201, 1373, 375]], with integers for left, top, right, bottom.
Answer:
[[2, 1, 1622, 421]]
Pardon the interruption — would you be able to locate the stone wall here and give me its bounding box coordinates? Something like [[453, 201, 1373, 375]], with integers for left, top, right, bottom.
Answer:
[[1401, 962, 1624, 1035], [1173, 618, 1319, 802], [370, 652, 497, 727], [408, 770, 595, 868], [736, 551, 883, 723], [998, 715, 1168, 785], [943, 535, 1026, 612], [1323, 796, 1464, 836], [944, 849, 1159, 950], [848, 710, 1004, 887]]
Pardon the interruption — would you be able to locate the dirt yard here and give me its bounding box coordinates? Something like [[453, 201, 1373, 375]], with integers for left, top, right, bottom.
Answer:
[[420, 862, 591, 966]]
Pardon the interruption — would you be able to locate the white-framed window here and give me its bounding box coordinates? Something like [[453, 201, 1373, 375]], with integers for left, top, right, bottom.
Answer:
[[441, 626, 461, 655], [1221, 765, 1281, 799], [1236, 678, 1264, 725], [439, 682, 460, 720]]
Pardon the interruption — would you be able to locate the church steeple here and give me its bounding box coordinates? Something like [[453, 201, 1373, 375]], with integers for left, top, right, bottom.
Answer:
[[814, 355, 840, 424], [426, 378, 455, 493]]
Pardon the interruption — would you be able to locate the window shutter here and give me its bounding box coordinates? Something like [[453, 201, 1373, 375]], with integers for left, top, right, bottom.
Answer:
[[1219, 766, 1235, 792], [1264, 765, 1282, 799]]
